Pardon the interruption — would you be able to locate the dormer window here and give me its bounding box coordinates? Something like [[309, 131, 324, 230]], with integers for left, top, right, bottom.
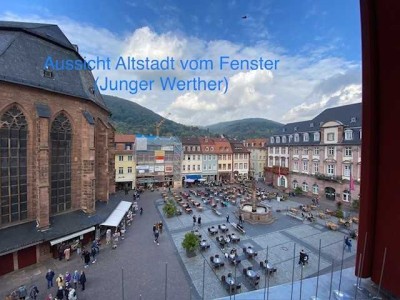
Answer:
[[289, 135, 293, 142], [282, 128, 286, 132], [345, 129, 353, 140], [276, 136, 280, 143], [43, 67, 53, 78], [310, 122, 314, 128], [351, 117, 357, 123], [205, 147, 209, 151], [303, 133, 309, 142], [314, 132, 320, 141], [294, 133, 299, 142], [282, 136, 287, 143], [271, 137, 275, 143]]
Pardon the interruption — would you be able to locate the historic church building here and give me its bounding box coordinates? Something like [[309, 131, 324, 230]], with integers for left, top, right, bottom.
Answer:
[[0, 21, 115, 274]]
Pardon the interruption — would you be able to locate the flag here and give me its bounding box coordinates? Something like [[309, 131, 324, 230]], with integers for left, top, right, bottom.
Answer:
[[349, 167, 355, 191]]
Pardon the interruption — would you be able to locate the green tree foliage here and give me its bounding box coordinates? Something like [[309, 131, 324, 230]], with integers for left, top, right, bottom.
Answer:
[[163, 200, 177, 218]]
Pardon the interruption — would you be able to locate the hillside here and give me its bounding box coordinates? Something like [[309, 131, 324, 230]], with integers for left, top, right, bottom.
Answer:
[[206, 118, 283, 139], [102, 95, 208, 137]]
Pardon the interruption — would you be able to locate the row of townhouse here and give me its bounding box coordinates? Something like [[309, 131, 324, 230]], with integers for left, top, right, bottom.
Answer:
[[181, 137, 250, 184], [243, 139, 268, 180], [265, 103, 362, 202]]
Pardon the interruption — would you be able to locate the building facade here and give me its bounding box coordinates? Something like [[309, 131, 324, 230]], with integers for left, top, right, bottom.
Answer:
[[115, 134, 136, 191], [244, 139, 268, 180], [230, 140, 250, 181], [181, 137, 202, 184], [214, 138, 234, 182], [266, 103, 361, 203], [135, 136, 182, 188], [0, 22, 115, 274], [198, 137, 218, 182]]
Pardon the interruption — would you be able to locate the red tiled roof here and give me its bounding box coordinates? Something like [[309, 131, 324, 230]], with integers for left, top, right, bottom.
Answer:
[[114, 134, 135, 143]]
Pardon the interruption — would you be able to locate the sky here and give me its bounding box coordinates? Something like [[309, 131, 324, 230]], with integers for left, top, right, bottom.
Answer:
[[1, 0, 362, 126]]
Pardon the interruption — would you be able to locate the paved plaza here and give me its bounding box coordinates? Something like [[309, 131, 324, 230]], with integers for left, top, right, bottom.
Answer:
[[161, 184, 359, 300], [0, 183, 365, 300]]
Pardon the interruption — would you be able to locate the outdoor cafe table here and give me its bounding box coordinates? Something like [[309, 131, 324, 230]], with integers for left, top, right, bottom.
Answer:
[[246, 269, 257, 278], [209, 227, 218, 234], [214, 256, 223, 265], [231, 234, 240, 242], [225, 276, 235, 286], [200, 240, 209, 250], [193, 230, 202, 238], [246, 247, 255, 254], [219, 224, 228, 232]]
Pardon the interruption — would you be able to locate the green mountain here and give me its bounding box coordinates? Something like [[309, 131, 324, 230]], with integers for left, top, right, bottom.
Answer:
[[103, 95, 282, 139], [102, 95, 208, 136], [206, 118, 283, 139]]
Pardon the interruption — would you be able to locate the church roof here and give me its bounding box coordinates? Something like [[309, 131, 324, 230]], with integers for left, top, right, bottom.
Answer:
[[0, 21, 109, 112]]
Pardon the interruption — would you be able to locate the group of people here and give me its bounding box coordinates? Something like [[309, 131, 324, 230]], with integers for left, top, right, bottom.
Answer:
[[44, 269, 86, 300], [192, 215, 202, 227]]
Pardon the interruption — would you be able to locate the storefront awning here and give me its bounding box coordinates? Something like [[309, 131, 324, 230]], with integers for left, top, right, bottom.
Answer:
[[185, 179, 195, 183], [50, 227, 95, 246], [100, 201, 132, 227], [186, 174, 201, 180]]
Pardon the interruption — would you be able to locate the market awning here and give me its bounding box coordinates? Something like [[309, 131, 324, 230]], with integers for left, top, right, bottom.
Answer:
[[50, 227, 95, 246], [185, 179, 195, 183], [100, 201, 132, 227]]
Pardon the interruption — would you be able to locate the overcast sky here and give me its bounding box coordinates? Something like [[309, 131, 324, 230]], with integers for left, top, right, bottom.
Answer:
[[1, 0, 361, 126]]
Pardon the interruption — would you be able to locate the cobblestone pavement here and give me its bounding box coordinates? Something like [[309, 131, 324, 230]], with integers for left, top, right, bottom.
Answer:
[[0, 190, 193, 300]]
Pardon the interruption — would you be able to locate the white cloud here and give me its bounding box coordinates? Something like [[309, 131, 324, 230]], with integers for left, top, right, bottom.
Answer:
[[1, 12, 361, 126]]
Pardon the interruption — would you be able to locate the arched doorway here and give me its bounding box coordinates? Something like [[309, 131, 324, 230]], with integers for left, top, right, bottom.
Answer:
[[278, 175, 287, 188], [325, 187, 336, 200]]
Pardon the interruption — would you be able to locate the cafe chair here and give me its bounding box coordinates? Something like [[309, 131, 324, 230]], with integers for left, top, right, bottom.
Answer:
[[215, 254, 219, 258], [243, 247, 247, 253], [221, 275, 226, 282], [236, 284, 242, 291], [220, 262, 225, 267], [228, 272, 232, 277], [260, 261, 265, 269], [247, 266, 252, 270], [242, 267, 247, 275], [210, 256, 214, 263], [254, 252, 258, 257]]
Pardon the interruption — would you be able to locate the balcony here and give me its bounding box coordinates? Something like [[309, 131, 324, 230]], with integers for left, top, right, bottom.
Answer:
[[314, 173, 343, 183]]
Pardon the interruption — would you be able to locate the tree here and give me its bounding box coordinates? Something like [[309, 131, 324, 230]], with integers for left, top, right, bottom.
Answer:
[[163, 200, 177, 218], [181, 232, 199, 255]]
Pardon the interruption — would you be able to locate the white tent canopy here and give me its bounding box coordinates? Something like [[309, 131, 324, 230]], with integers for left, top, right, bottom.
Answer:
[[101, 201, 132, 227], [50, 227, 95, 246]]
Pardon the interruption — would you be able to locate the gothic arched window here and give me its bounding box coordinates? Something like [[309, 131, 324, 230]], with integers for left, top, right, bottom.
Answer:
[[0, 106, 28, 224], [50, 113, 72, 214]]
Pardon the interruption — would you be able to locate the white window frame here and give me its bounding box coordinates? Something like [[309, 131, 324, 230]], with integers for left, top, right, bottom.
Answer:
[[282, 136, 287, 143], [303, 160, 308, 171], [314, 132, 320, 141], [276, 136, 280, 143], [344, 165, 351, 177], [345, 130, 353, 140], [127, 167, 132, 173], [293, 181, 298, 189], [294, 134, 299, 142], [327, 133, 335, 141], [314, 147, 319, 155], [118, 167, 123, 174], [327, 164, 335, 176], [345, 147, 352, 157], [271, 137, 275, 143], [328, 146, 335, 156], [118, 155, 123, 161], [293, 161, 299, 171], [313, 163, 319, 174], [312, 184, 318, 194], [303, 133, 309, 142], [302, 182, 308, 192]]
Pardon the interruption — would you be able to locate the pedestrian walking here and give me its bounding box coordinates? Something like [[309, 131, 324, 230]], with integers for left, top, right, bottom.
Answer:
[[140, 207, 143, 215], [193, 215, 197, 226], [83, 250, 91, 268], [56, 274, 64, 288], [68, 287, 77, 300], [72, 270, 80, 289], [29, 285, 39, 300], [56, 287, 64, 300], [64, 246, 71, 261], [197, 216, 202, 227], [91, 246, 97, 263], [158, 221, 163, 234], [64, 282, 70, 299], [239, 214, 243, 225], [17, 285, 27, 300], [45, 293, 53, 300], [65, 272, 71, 285], [79, 271, 87, 291], [344, 236, 352, 252], [226, 214, 230, 223], [154, 228, 160, 245], [45, 269, 55, 289], [106, 229, 112, 245]]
